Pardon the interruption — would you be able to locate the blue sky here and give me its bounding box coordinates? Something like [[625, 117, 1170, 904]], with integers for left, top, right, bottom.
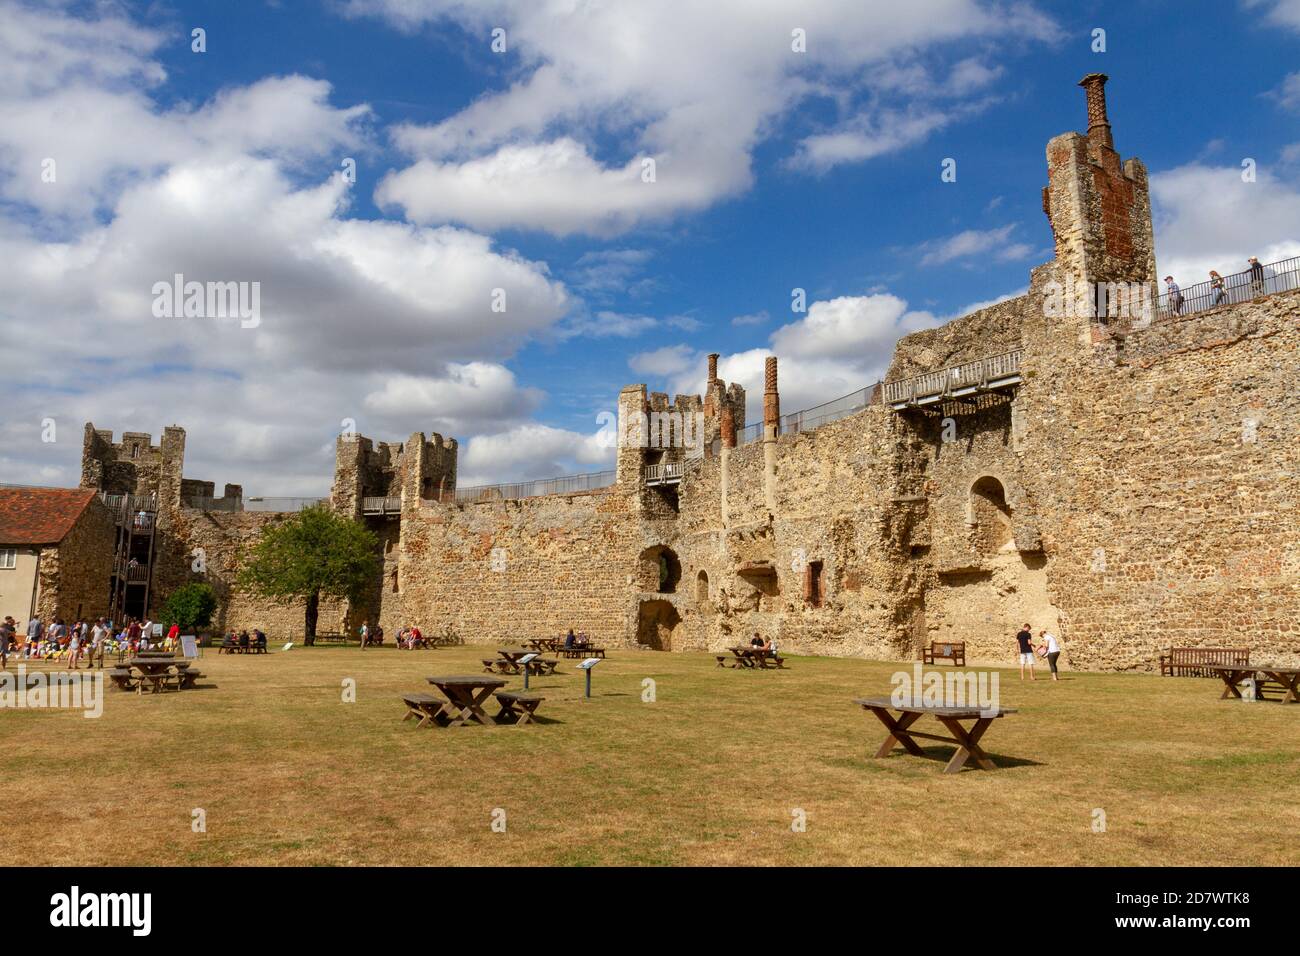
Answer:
[[1, 0, 1297, 493]]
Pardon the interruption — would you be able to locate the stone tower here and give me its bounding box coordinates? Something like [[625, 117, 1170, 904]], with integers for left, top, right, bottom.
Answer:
[[1042, 74, 1156, 321]]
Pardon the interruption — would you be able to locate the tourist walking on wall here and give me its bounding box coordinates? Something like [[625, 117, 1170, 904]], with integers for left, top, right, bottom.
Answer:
[[1016, 623, 1036, 680], [1209, 270, 1226, 305], [1164, 276, 1184, 315], [1248, 257, 1265, 295], [1038, 629, 1061, 681]]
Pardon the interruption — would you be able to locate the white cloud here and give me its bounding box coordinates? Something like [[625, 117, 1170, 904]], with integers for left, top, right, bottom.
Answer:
[[916, 225, 1036, 266], [1151, 162, 1300, 284], [629, 344, 698, 378], [771, 294, 937, 361], [731, 310, 769, 327], [354, 0, 1060, 234], [1271, 71, 1300, 110], [457, 424, 614, 486], [1243, 0, 1300, 30], [0, 3, 579, 493], [641, 291, 940, 421]]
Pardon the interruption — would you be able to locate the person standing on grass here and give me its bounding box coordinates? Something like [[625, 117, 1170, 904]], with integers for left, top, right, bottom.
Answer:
[[1038, 629, 1061, 681], [0, 617, 13, 669], [68, 622, 82, 670], [1016, 623, 1036, 681]]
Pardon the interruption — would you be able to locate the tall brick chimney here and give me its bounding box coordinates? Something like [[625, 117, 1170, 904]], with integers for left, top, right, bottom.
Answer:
[[763, 356, 780, 432], [719, 405, 735, 526], [762, 356, 779, 514], [1079, 72, 1114, 157], [720, 406, 736, 448], [707, 352, 719, 384]]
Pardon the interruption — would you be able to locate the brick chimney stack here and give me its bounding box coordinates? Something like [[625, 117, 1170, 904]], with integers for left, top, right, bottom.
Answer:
[[1079, 73, 1114, 155], [707, 352, 719, 384], [763, 356, 780, 430], [720, 406, 736, 448]]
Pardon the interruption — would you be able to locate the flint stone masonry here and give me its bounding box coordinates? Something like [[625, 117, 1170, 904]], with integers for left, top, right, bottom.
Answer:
[[69, 76, 1299, 670]]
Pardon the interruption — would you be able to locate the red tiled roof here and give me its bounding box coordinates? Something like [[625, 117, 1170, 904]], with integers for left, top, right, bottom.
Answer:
[[0, 487, 98, 545]]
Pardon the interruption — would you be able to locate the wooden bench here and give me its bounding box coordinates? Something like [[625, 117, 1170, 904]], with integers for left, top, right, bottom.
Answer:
[[525, 658, 558, 676], [1159, 647, 1249, 677], [108, 668, 137, 691], [178, 670, 203, 690], [401, 693, 448, 728], [482, 658, 520, 675], [922, 641, 966, 666], [494, 691, 545, 725], [559, 646, 605, 659]]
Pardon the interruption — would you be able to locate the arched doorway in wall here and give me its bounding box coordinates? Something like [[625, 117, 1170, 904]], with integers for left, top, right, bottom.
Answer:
[[638, 545, 682, 593], [696, 570, 710, 604], [970, 476, 1015, 555], [636, 599, 680, 650]]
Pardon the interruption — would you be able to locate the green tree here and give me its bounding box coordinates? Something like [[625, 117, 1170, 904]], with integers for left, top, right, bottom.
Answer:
[[159, 581, 219, 633], [236, 505, 379, 644]]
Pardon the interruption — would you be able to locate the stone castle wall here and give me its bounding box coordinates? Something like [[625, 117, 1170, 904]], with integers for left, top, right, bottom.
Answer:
[[67, 75, 1300, 669]]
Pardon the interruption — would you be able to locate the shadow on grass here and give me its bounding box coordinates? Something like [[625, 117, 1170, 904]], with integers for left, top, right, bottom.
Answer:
[[881, 745, 1044, 771]]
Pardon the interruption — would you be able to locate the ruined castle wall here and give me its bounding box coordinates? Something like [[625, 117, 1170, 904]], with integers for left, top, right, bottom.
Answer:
[[394, 489, 642, 645], [150, 509, 350, 639], [668, 405, 927, 658], [1020, 288, 1300, 670], [886, 294, 1030, 381]]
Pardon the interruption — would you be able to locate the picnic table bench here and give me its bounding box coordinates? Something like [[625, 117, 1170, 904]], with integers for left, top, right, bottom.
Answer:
[[121, 658, 190, 694], [1159, 646, 1249, 677], [312, 633, 352, 646], [494, 691, 546, 725], [922, 640, 966, 667], [1208, 664, 1300, 704], [852, 696, 1017, 774], [426, 675, 507, 726], [717, 646, 786, 669], [401, 693, 448, 728], [558, 646, 604, 659]]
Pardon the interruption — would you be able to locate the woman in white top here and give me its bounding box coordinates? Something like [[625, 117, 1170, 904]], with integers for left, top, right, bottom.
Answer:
[[1038, 629, 1061, 681]]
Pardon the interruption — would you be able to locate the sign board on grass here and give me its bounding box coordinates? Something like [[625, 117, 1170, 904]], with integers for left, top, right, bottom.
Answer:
[[180, 635, 198, 658]]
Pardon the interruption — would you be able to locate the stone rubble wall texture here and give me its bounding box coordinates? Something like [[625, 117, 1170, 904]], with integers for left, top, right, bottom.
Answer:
[[36, 498, 116, 623], [70, 78, 1300, 670]]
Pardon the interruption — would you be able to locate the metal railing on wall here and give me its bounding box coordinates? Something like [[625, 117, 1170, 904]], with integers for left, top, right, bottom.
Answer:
[[1157, 255, 1300, 320], [441, 469, 617, 504], [882, 350, 1022, 406], [183, 496, 325, 513]]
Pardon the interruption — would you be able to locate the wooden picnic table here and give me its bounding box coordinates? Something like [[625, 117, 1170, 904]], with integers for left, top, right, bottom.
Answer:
[[852, 696, 1017, 774], [125, 658, 189, 694], [1208, 664, 1300, 704], [426, 675, 508, 726], [721, 646, 785, 669]]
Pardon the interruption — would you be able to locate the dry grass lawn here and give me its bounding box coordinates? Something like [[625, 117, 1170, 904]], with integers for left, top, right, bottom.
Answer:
[[1, 645, 1297, 866]]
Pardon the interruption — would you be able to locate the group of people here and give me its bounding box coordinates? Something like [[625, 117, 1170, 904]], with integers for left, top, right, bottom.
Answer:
[[219, 629, 267, 651], [1164, 257, 1268, 315], [562, 629, 593, 649], [1014, 623, 1061, 681], [0, 614, 181, 668]]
